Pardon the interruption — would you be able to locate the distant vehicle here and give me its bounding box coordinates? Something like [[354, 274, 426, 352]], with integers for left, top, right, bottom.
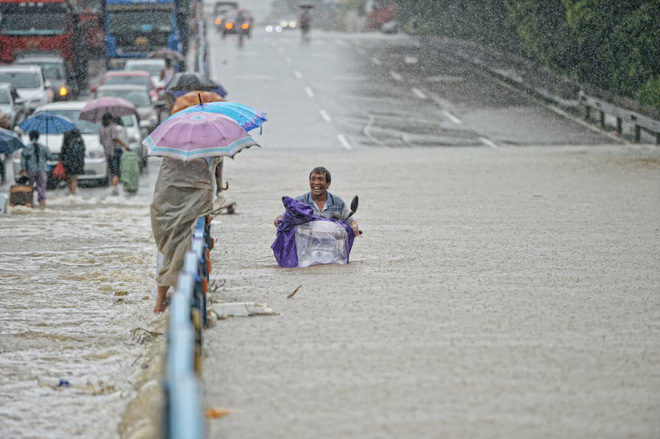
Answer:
[[278, 19, 298, 30], [14, 55, 78, 101], [0, 83, 26, 128], [11, 101, 109, 185], [92, 71, 159, 102], [0, 65, 53, 114], [0, 0, 100, 90], [124, 58, 166, 89], [95, 84, 158, 131], [365, 0, 398, 32], [221, 12, 238, 38], [104, 0, 181, 69]]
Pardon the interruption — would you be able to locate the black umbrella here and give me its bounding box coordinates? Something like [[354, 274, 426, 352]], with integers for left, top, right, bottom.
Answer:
[[164, 73, 228, 98]]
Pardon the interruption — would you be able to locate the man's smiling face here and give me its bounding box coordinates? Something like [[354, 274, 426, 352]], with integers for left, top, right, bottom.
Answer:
[[309, 172, 329, 198]]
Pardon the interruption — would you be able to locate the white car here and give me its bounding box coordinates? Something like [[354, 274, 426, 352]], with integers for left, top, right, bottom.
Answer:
[[0, 65, 53, 114], [124, 59, 166, 90], [12, 101, 109, 185], [96, 84, 158, 130]]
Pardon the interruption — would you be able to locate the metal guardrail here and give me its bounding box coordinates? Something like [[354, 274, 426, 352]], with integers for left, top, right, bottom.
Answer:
[[197, 18, 208, 77], [579, 91, 660, 144], [163, 216, 213, 439]]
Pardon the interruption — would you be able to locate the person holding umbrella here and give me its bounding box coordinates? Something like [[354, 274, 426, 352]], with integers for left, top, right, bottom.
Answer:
[[145, 108, 262, 313], [99, 112, 130, 195], [20, 131, 56, 207]]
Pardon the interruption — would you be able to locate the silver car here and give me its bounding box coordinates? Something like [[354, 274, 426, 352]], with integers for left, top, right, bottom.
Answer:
[[0, 83, 26, 128], [0, 65, 53, 114]]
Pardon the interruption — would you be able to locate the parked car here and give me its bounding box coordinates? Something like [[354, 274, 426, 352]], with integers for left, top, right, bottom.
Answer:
[[14, 55, 78, 101], [0, 83, 27, 128], [124, 58, 166, 90], [12, 101, 108, 185], [92, 71, 159, 102], [0, 65, 53, 114]]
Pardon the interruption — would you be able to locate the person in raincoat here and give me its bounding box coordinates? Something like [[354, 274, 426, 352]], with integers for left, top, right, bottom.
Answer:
[[99, 113, 129, 196], [60, 128, 85, 195], [21, 130, 56, 207], [150, 156, 222, 313]]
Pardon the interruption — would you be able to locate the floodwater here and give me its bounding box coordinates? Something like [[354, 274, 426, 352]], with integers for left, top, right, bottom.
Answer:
[[0, 163, 164, 439]]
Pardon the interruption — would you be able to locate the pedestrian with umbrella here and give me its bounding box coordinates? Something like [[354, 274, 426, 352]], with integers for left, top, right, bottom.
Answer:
[[80, 97, 136, 195], [18, 112, 76, 206], [144, 107, 261, 313], [20, 131, 56, 207]]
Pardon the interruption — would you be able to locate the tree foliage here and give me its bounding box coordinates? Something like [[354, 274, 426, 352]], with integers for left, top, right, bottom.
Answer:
[[395, 0, 660, 106]]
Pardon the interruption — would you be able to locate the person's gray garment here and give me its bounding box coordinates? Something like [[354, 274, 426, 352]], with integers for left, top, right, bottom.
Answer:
[[150, 157, 215, 286], [294, 191, 353, 222], [20, 142, 55, 174]]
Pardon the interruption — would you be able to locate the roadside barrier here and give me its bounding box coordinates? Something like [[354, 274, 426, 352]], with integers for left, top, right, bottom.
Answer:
[[579, 91, 660, 144], [163, 216, 213, 439]]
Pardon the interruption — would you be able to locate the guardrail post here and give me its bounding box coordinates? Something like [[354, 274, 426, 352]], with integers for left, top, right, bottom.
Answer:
[[634, 125, 641, 142], [616, 117, 622, 135], [599, 111, 605, 129]]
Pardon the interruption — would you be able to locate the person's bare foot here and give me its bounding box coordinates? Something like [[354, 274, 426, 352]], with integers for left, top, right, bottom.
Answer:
[[154, 286, 170, 313]]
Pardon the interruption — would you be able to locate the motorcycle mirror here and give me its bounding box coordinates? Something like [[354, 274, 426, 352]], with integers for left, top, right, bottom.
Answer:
[[350, 195, 359, 213]]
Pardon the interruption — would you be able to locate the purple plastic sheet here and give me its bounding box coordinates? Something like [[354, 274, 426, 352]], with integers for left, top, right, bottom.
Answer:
[[271, 196, 355, 268]]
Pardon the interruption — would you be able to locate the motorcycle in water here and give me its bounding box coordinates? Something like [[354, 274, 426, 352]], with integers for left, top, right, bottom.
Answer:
[[272, 196, 361, 268]]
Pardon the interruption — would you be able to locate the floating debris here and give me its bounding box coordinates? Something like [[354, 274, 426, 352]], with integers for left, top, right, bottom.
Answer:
[[212, 302, 279, 318], [287, 285, 302, 299]]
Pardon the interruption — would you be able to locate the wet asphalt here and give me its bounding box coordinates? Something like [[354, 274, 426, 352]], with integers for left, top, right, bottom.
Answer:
[[200, 22, 660, 439]]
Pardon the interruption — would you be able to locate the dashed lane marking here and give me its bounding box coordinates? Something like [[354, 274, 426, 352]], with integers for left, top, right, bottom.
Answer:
[[404, 56, 418, 64], [285, 56, 292, 65], [337, 134, 352, 150], [479, 137, 500, 149], [371, 57, 382, 65], [390, 70, 403, 82], [319, 109, 332, 122], [412, 88, 427, 99], [293, 70, 302, 79], [304, 86, 315, 98], [442, 110, 462, 125]]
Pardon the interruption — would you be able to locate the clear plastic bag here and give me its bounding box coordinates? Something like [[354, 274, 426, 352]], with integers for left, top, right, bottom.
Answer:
[[295, 220, 349, 268]]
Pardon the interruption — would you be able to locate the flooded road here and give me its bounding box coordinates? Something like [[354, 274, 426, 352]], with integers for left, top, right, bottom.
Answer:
[[0, 15, 657, 439], [0, 163, 164, 439]]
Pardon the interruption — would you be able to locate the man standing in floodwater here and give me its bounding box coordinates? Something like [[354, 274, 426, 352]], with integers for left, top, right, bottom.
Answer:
[[274, 166, 359, 236]]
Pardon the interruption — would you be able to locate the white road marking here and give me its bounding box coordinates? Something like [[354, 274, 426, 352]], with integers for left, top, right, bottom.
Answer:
[[357, 48, 366, 55], [304, 86, 315, 98], [426, 75, 464, 82], [363, 113, 384, 146], [390, 70, 403, 82], [285, 56, 292, 65], [371, 57, 382, 65], [442, 110, 462, 125], [293, 70, 302, 79], [479, 137, 499, 149], [412, 88, 427, 99], [337, 134, 352, 150], [277, 46, 285, 53], [404, 56, 418, 64], [319, 109, 332, 122]]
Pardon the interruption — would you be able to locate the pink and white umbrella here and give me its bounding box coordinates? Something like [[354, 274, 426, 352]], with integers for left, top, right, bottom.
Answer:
[[79, 97, 136, 122], [142, 112, 259, 161]]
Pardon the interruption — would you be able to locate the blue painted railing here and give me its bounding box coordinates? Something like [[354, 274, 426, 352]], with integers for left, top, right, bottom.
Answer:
[[163, 216, 212, 439]]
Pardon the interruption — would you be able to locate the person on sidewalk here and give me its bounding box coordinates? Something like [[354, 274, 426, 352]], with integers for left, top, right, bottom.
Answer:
[[160, 58, 176, 87], [150, 156, 222, 313], [274, 166, 359, 236], [60, 128, 85, 195], [20, 130, 55, 207], [99, 113, 129, 195]]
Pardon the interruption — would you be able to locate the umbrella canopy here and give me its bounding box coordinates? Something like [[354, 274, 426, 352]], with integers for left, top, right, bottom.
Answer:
[[79, 97, 136, 122], [0, 127, 25, 154], [19, 111, 76, 135], [148, 49, 184, 62], [166, 101, 267, 132], [164, 73, 227, 99], [172, 91, 225, 114], [143, 112, 259, 161]]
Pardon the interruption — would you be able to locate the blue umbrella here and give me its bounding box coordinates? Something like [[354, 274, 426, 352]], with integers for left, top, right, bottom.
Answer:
[[19, 111, 76, 135], [166, 102, 267, 132], [0, 128, 25, 154]]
